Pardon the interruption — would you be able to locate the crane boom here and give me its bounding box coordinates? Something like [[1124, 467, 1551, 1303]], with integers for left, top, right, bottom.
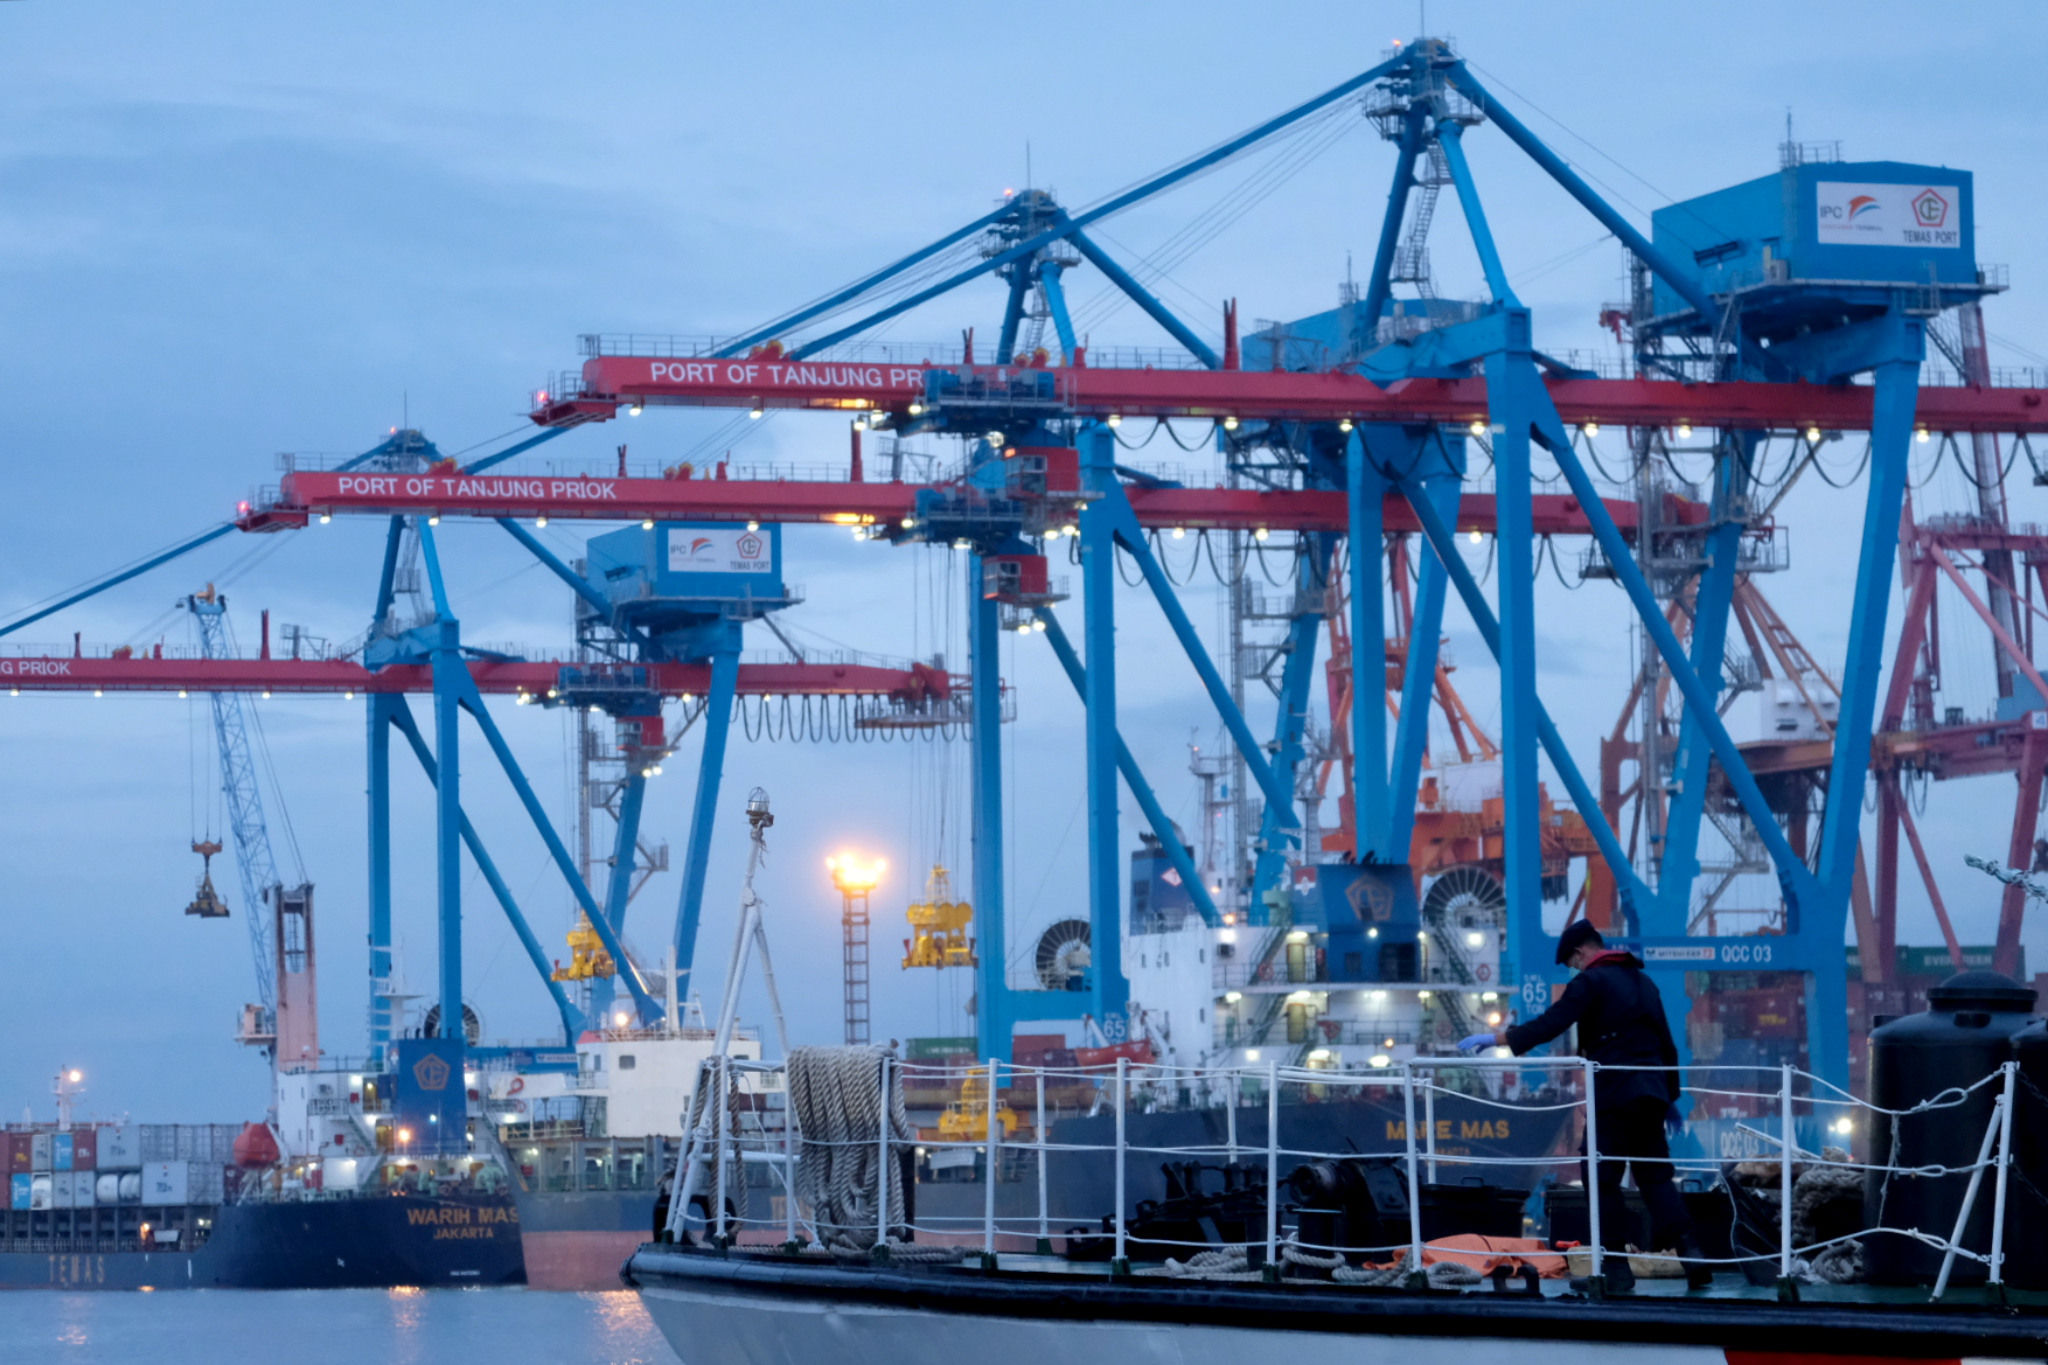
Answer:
[[183, 591, 282, 1012]]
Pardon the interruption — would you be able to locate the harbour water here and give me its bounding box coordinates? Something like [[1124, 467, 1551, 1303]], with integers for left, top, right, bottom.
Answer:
[[0, 1288, 677, 1364]]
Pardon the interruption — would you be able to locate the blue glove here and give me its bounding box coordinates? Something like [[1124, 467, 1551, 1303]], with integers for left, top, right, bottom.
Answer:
[[1457, 1032, 1497, 1054], [1665, 1103, 1685, 1138]]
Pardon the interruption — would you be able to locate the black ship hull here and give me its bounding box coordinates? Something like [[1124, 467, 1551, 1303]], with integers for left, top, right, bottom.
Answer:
[[0, 1190, 526, 1290]]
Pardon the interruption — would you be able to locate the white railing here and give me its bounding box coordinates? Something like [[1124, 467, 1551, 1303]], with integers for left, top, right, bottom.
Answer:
[[659, 1052, 2032, 1298]]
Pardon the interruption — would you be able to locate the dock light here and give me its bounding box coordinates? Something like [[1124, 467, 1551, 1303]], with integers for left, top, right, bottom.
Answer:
[[745, 519, 760, 532], [1171, 526, 1186, 539], [681, 692, 694, 702], [827, 853, 886, 896], [1031, 618, 1047, 633], [1061, 522, 1080, 538], [1583, 420, 1599, 436], [1915, 426, 1930, 443], [426, 515, 440, 526], [535, 516, 547, 528], [1465, 931, 1485, 948], [1367, 927, 1379, 939], [396, 1128, 412, 1145], [953, 538, 972, 551], [899, 517, 915, 530], [1487, 1012, 1503, 1027], [1468, 420, 1487, 437], [1416, 929, 1427, 940], [8, 688, 17, 697], [1339, 418, 1354, 433], [613, 1011, 630, 1028], [318, 513, 331, 525], [1481, 991, 1498, 1003], [545, 688, 558, 699], [344, 690, 354, 701], [1831, 1117, 1855, 1136], [1369, 1054, 1392, 1069], [1418, 990, 1432, 999], [1468, 528, 1483, 545], [67, 1069, 81, 1084], [641, 767, 654, 778], [589, 704, 603, 714], [627, 404, 643, 417], [93, 689, 103, 698], [176, 690, 186, 699], [1806, 425, 1823, 443], [651, 765, 662, 775], [1223, 415, 1240, 431], [1253, 526, 1270, 541], [1106, 413, 1122, 428], [1676, 422, 1692, 439], [262, 691, 272, 699], [1225, 991, 1242, 1004], [642, 518, 655, 530], [749, 404, 764, 420], [908, 402, 924, 417], [1245, 1050, 1260, 1062]]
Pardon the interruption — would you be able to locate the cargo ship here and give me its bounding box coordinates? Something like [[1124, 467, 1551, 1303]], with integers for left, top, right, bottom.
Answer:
[[0, 1118, 523, 1290], [492, 1023, 759, 1290]]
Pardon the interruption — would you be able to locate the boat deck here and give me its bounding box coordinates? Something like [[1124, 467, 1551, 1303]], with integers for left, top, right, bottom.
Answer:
[[627, 1243, 2048, 1361]]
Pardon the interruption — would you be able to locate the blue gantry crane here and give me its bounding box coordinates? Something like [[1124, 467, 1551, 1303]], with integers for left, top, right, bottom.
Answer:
[[181, 585, 321, 1069]]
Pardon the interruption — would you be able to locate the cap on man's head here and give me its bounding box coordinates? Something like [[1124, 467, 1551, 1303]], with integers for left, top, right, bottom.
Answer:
[[1555, 919, 1604, 965]]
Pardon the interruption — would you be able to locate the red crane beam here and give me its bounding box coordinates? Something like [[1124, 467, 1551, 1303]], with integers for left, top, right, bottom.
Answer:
[[0, 653, 949, 699], [533, 357, 2048, 435], [241, 469, 1708, 536]]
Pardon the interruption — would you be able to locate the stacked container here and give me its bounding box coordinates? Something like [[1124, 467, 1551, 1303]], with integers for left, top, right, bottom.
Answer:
[[99, 1125, 140, 1170], [140, 1161, 225, 1207], [70, 1127, 97, 1171], [8, 1172, 29, 1210], [29, 1133, 52, 1171]]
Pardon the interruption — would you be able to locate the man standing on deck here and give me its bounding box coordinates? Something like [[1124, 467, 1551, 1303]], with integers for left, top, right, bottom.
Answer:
[[1461, 920, 1712, 1292]]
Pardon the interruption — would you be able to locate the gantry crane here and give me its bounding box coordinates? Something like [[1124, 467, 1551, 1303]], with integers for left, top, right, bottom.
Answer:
[[14, 39, 2048, 1091]]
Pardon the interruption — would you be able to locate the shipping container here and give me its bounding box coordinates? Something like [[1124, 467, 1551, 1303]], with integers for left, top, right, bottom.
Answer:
[[0, 1133, 19, 1174], [100, 1125, 141, 1170], [29, 1174, 51, 1211], [139, 1125, 176, 1163], [94, 1173, 120, 1205], [906, 1036, 978, 1060], [174, 1127, 200, 1161], [30, 1133, 52, 1171], [52, 1132, 73, 1171], [140, 1160, 224, 1207], [69, 1127, 97, 1170], [73, 1169, 96, 1208], [212, 1124, 240, 1156], [117, 1172, 142, 1204], [8, 1173, 29, 1210]]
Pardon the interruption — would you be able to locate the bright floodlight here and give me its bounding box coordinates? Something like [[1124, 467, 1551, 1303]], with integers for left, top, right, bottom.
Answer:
[[827, 854, 886, 895]]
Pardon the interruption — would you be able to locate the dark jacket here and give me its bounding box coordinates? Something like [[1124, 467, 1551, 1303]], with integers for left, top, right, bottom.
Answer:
[[1502, 950, 1680, 1108]]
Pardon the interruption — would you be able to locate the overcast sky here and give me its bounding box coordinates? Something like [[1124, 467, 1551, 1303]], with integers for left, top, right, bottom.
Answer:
[[4, 1, 2046, 1123]]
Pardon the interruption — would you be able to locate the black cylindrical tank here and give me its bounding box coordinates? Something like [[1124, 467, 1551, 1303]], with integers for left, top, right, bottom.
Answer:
[[1863, 970, 2036, 1285], [2008, 1018, 2048, 1288]]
